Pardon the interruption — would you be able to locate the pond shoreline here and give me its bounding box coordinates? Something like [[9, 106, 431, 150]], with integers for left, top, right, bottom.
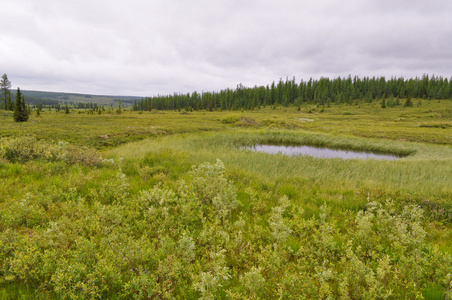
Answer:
[[246, 144, 404, 160]]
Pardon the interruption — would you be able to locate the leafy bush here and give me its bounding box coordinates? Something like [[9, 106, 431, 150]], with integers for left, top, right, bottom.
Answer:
[[0, 137, 101, 166], [237, 116, 258, 126], [220, 115, 240, 124], [188, 159, 239, 222], [0, 160, 451, 299]]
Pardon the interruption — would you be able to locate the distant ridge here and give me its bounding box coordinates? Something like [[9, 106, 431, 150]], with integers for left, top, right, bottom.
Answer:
[[21, 90, 141, 106]]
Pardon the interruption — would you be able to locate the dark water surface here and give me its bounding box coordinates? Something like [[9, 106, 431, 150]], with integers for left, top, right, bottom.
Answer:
[[247, 144, 402, 160]]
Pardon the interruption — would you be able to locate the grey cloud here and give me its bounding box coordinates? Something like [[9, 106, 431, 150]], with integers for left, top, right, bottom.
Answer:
[[1, 0, 451, 96]]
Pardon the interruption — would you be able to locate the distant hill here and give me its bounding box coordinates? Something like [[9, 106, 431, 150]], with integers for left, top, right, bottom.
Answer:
[[20, 90, 142, 106]]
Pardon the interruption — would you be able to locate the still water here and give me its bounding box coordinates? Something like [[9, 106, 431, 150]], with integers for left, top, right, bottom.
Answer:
[[247, 144, 402, 160]]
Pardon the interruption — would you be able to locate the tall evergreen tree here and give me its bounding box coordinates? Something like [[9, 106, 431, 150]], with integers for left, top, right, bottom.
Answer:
[[13, 87, 29, 122], [1, 73, 11, 110], [6, 93, 12, 111]]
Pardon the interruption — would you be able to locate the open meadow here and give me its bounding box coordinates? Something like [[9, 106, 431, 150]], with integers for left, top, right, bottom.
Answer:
[[1, 100, 451, 299]]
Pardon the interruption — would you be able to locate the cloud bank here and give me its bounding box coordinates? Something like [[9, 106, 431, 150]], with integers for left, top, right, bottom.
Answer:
[[1, 0, 451, 96]]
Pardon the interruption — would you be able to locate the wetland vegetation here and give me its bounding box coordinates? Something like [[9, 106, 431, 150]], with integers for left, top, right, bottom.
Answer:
[[245, 144, 404, 160], [0, 78, 451, 299]]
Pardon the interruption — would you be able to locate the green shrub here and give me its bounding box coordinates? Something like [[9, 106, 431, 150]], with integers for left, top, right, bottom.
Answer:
[[0, 137, 101, 166], [1, 161, 451, 299], [220, 115, 240, 124], [237, 116, 257, 126]]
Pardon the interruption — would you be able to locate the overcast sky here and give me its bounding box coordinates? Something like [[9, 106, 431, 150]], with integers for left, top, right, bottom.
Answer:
[[1, 0, 451, 96]]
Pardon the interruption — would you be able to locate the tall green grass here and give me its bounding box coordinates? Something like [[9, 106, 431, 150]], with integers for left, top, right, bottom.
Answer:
[[109, 131, 452, 197], [108, 130, 452, 226]]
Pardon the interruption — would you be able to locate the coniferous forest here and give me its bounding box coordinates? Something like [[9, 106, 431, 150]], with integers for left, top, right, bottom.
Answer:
[[2, 74, 451, 112], [133, 75, 452, 111]]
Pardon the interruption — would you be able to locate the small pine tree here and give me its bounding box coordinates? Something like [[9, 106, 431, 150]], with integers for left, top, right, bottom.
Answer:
[[116, 100, 122, 114], [36, 103, 43, 117], [6, 92, 12, 110], [13, 88, 29, 122], [366, 91, 373, 103], [387, 94, 394, 107], [404, 95, 413, 107], [381, 95, 386, 108], [65, 104, 70, 114]]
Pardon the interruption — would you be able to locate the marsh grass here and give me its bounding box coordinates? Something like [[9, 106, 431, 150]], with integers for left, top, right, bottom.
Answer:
[[0, 110, 226, 149], [1, 100, 451, 148], [0, 284, 55, 299], [108, 130, 452, 228], [108, 131, 451, 196]]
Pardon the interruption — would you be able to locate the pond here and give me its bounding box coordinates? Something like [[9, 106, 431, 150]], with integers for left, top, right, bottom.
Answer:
[[247, 144, 403, 160]]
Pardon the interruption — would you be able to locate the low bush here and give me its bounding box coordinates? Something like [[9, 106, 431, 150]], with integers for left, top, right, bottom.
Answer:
[[220, 115, 240, 124], [0, 137, 101, 166], [0, 161, 450, 299]]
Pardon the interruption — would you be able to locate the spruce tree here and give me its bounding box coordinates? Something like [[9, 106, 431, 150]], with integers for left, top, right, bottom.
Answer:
[[13, 88, 21, 121], [6, 93, 12, 110], [1, 73, 11, 110], [116, 100, 122, 114], [36, 103, 42, 117], [381, 95, 386, 108], [387, 94, 394, 107], [404, 95, 413, 107], [13, 87, 29, 122]]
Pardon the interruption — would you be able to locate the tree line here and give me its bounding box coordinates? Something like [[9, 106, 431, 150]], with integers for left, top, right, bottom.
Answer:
[[133, 75, 452, 111], [2, 73, 451, 117]]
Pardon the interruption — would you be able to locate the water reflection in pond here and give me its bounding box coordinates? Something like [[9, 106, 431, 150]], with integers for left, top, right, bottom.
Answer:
[[247, 144, 402, 160]]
